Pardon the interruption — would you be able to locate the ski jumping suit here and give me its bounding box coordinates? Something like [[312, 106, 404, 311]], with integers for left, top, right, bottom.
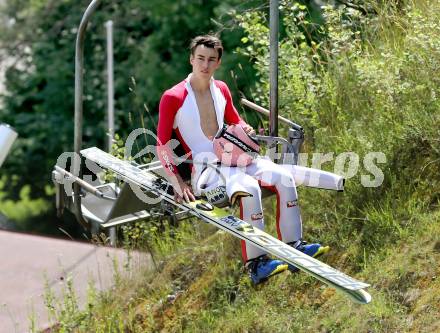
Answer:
[[156, 74, 344, 262]]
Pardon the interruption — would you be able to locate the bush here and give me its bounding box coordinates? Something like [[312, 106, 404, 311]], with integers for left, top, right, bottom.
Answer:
[[235, 0, 440, 255]]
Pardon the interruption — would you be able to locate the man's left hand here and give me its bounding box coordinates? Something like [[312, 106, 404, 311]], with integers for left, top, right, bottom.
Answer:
[[242, 123, 256, 136]]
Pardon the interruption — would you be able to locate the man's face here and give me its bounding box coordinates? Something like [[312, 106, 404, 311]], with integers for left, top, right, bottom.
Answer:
[[190, 44, 221, 79]]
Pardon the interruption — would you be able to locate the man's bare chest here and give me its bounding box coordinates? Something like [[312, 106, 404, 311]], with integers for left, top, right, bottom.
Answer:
[[194, 92, 219, 139]]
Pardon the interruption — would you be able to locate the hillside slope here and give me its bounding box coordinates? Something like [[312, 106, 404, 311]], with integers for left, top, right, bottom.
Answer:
[[45, 209, 439, 332], [142, 213, 440, 333]]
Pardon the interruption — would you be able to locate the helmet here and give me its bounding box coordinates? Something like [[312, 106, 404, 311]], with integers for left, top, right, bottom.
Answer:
[[213, 124, 260, 167]]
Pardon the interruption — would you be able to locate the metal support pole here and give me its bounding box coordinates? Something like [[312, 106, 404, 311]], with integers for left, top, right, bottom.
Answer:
[[269, 0, 279, 139], [106, 20, 115, 154], [73, 0, 101, 228], [105, 20, 116, 246]]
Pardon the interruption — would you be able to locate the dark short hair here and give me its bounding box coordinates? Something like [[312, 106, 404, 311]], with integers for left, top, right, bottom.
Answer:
[[190, 35, 223, 60]]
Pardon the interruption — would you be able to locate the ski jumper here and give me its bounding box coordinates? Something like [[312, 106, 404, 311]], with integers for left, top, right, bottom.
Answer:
[[156, 74, 339, 262]]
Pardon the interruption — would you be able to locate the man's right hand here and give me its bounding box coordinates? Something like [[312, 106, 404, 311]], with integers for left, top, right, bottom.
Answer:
[[171, 177, 196, 203]]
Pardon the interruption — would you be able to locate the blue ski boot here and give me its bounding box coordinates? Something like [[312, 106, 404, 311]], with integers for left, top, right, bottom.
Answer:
[[287, 239, 330, 273], [246, 255, 288, 285]]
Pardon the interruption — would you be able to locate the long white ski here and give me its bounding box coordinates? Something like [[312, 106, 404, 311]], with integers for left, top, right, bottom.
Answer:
[[81, 147, 372, 304]]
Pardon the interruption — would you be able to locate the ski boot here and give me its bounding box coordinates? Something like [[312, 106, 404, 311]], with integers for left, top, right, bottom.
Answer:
[[246, 255, 288, 285], [287, 239, 330, 273]]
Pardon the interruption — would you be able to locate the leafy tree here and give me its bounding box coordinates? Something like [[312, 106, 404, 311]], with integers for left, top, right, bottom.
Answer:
[[0, 0, 260, 200], [0, 0, 263, 235]]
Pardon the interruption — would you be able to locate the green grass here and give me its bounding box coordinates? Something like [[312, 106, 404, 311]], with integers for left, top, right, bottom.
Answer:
[[41, 207, 439, 332]]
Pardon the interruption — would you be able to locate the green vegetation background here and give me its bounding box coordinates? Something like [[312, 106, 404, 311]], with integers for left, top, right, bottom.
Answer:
[[11, 0, 437, 332], [0, 0, 264, 235]]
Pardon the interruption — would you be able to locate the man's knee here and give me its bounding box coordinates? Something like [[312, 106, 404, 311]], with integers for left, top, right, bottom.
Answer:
[[243, 178, 262, 198], [262, 167, 296, 188], [228, 174, 261, 202]]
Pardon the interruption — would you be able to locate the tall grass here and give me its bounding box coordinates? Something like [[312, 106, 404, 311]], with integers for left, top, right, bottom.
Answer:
[[238, 0, 439, 258]]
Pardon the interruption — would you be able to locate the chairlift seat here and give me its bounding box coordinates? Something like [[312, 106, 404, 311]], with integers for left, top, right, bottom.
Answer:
[[53, 169, 154, 230]]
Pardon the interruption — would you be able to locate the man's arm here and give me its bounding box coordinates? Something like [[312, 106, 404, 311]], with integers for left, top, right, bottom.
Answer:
[[157, 91, 179, 176], [156, 91, 195, 202]]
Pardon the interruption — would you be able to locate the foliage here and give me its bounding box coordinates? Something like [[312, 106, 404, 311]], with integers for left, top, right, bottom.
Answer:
[[235, 0, 440, 256], [0, 178, 51, 223], [0, 0, 261, 233], [0, 0, 259, 199]]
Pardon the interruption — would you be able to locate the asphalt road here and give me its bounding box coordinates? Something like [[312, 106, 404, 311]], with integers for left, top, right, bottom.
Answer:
[[0, 230, 151, 333]]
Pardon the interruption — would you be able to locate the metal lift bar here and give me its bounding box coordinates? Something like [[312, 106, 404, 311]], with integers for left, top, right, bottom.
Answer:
[[73, 0, 101, 227], [55, 166, 105, 198], [240, 98, 303, 131]]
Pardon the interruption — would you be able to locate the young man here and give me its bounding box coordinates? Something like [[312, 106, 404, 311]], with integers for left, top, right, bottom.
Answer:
[[156, 35, 331, 284]]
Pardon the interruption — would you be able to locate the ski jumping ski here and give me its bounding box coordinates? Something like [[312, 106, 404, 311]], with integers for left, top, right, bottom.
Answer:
[[80, 147, 372, 304]]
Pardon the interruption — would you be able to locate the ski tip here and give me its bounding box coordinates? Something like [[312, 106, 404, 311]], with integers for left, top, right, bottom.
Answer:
[[348, 288, 372, 304]]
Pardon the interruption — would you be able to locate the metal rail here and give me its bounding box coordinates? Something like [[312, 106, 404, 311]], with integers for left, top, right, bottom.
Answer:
[[240, 98, 303, 131]]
